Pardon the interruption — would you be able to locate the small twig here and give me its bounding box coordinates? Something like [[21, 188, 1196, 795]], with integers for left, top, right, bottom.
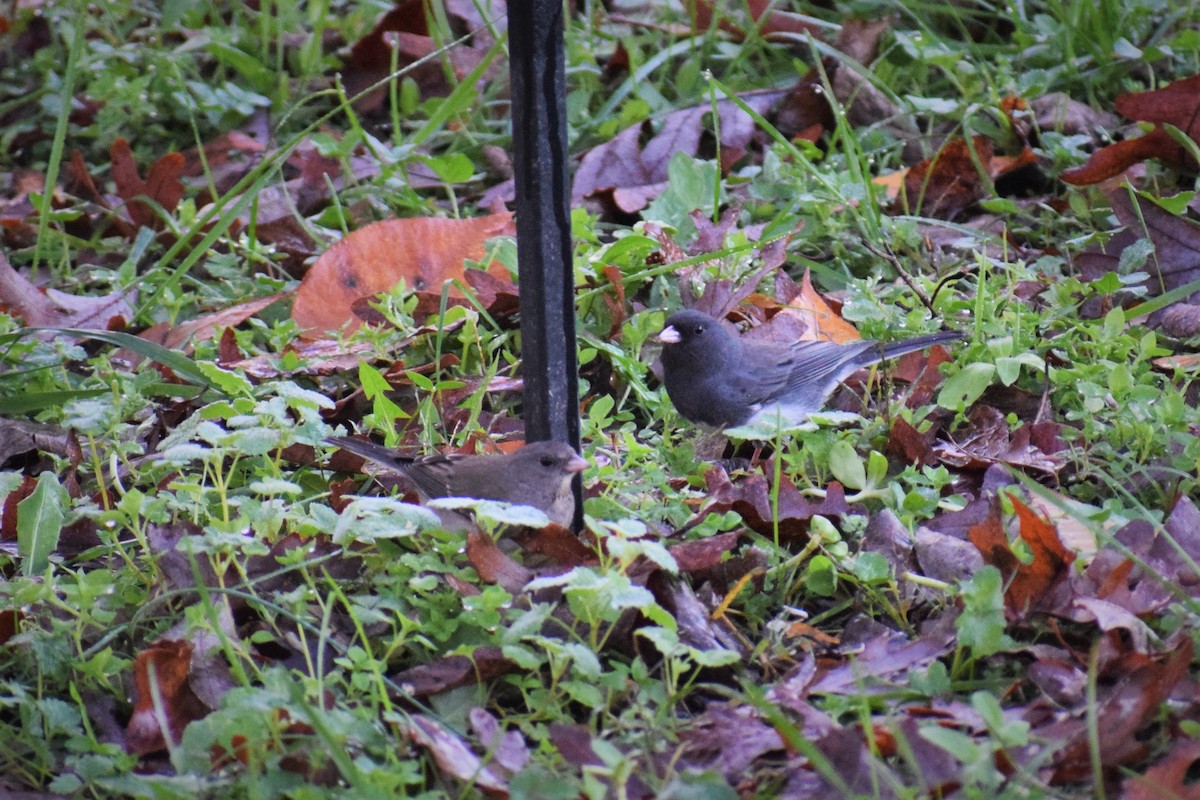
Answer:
[[864, 240, 937, 315]]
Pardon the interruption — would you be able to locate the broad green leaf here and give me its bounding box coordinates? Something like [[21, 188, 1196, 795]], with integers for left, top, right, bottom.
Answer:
[[17, 472, 67, 576], [0, 390, 107, 415], [195, 362, 253, 397], [828, 440, 866, 490], [938, 362, 995, 409], [806, 554, 836, 596]]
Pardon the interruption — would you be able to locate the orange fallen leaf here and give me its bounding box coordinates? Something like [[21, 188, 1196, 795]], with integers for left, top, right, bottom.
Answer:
[[779, 269, 863, 343], [292, 213, 515, 336]]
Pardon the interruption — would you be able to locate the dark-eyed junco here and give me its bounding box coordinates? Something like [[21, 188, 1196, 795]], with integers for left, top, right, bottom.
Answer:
[[656, 309, 963, 428], [326, 437, 586, 528]]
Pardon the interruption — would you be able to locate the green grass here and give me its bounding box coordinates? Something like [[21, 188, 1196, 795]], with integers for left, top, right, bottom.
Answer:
[[3, 0, 1200, 797]]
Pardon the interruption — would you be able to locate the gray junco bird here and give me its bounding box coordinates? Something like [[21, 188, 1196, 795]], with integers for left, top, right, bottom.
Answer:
[[326, 437, 585, 528], [656, 309, 963, 428]]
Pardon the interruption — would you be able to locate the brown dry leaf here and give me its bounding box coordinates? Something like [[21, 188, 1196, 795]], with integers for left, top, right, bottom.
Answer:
[[1060, 128, 1179, 186], [933, 405, 1064, 476], [110, 137, 185, 230], [506, 523, 596, 567], [0, 608, 20, 647], [411, 267, 520, 324], [465, 530, 533, 593], [1122, 738, 1200, 800], [701, 464, 854, 545], [122, 292, 288, 365], [572, 89, 787, 213], [292, 213, 515, 336], [223, 338, 378, 380], [968, 494, 1073, 616], [1042, 636, 1193, 784], [898, 135, 1037, 220], [808, 616, 957, 695], [341, 0, 505, 113], [1062, 73, 1200, 184], [0, 250, 134, 331], [125, 640, 208, 755], [391, 646, 515, 698], [1113, 188, 1200, 296], [406, 714, 509, 796], [773, 18, 917, 154], [901, 136, 991, 219], [1030, 92, 1121, 139]]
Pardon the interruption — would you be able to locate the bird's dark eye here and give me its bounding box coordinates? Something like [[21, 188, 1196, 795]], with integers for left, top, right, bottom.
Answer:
[[540, 455, 556, 467], [693, 324, 705, 334]]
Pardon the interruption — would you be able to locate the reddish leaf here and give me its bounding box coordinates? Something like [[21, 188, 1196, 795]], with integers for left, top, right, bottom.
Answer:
[[1123, 738, 1200, 800], [933, 405, 1064, 476], [681, 0, 822, 40], [1112, 188, 1200, 295], [1064, 73, 1200, 184], [887, 416, 936, 466], [125, 292, 287, 366], [507, 523, 596, 567], [412, 267, 521, 323], [465, 530, 533, 592], [342, 0, 504, 112], [125, 640, 208, 755], [902, 136, 991, 220], [968, 494, 1073, 616], [1043, 636, 1193, 784], [109, 138, 185, 230], [702, 464, 854, 543], [1060, 127, 1180, 185]]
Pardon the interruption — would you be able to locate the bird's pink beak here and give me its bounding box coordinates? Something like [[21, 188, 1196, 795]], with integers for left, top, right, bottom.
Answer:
[[657, 325, 681, 344], [566, 454, 588, 474]]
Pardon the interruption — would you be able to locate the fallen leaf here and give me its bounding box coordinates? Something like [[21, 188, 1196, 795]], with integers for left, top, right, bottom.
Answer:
[[968, 493, 1073, 616], [1062, 73, 1200, 184], [125, 640, 208, 755], [1122, 737, 1200, 800], [0, 250, 134, 331], [292, 213, 515, 336], [342, 0, 505, 112], [110, 138, 185, 230], [123, 292, 288, 365], [391, 646, 515, 698], [933, 405, 1064, 476], [572, 90, 787, 212], [469, 708, 530, 774], [406, 713, 509, 795], [681, 0, 822, 40]]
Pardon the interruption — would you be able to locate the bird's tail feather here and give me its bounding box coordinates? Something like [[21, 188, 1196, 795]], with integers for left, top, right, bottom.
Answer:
[[878, 330, 964, 361]]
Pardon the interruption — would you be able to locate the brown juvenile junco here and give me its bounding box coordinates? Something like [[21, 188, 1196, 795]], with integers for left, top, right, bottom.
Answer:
[[656, 309, 963, 428], [326, 437, 586, 528]]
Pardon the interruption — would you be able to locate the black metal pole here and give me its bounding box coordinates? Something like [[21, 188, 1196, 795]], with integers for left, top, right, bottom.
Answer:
[[507, 0, 582, 526]]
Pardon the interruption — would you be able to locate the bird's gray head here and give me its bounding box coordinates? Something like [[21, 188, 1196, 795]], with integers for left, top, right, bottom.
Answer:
[[657, 309, 736, 363], [518, 440, 587, 481]]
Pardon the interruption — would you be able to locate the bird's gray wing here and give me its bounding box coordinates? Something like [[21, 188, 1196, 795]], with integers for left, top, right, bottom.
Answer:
[[328, 437, 463, 499], [778, 340, 881, 397], [402, 453, 470, 499]]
